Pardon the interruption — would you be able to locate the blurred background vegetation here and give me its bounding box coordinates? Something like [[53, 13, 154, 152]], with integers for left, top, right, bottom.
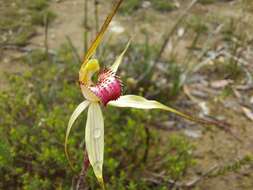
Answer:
[[1, 0, 253, 189]]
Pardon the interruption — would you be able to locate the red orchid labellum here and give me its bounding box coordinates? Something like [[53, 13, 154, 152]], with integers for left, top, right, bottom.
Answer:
[[89, 69, 123, 105]]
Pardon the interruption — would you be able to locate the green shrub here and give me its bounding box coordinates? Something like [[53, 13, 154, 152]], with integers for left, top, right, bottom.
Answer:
[[199, 0, 217, 5], [27, 0, 49, 11], [120, 0, 177, 14], [151, 0, 177, 12], [120, 0, 141, 14], [30, 9, 56, 26], [13, 26, 36, 46]]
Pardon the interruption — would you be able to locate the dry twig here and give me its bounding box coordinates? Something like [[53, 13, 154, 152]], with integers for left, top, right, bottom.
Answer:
[[76, 150, 90, 190]]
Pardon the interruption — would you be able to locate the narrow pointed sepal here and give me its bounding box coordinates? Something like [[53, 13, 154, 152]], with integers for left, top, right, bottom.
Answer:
[[108, 95, 220, 126], [82, 0, 124, 67], [110, 40, 131, 73], [65, 101, 90, 170], [85, 102, 105, 187]]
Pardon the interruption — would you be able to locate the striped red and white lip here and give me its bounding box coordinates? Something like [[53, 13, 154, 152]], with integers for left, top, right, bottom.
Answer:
[[81, 69, 123, 106]]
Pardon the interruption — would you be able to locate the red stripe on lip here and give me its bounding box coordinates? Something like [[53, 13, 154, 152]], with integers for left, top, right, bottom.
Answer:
[[89, 69, 122, 105]]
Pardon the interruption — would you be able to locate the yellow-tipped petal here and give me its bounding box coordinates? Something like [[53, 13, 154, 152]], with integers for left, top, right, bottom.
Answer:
[[82, 0, 124, 67], [108, 95, 214, 125], [65, 101, 90, 170], [110, 40, 131, 73], [86, 103, 105, 187]]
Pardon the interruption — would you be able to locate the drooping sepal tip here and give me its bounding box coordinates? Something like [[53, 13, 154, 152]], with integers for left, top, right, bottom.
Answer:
[[98, 177, 106, 190]]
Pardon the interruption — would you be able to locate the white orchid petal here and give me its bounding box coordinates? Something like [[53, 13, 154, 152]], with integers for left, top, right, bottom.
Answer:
[[81, 85, 100, 102], [65, 100, 90, 169], [86, 102, 105, 187], [110, 40, 131, 73], [108, 95, 201, 123]]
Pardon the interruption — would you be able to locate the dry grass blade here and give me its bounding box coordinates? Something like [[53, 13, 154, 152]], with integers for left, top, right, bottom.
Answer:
[[82, 0, 124, 66]]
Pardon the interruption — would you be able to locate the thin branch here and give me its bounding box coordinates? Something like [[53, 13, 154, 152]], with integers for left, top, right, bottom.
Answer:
[[94, 0, 100, 56], [142, 125, 151, 163], [84, 0, 89, 53], [184, 164, 219, 188], [94, 0, 100, 34], [145, 164, 218, 188], [156, 0, 198, 63], [0, 44, 56, 55], [44, 12, 49, 59], [66, 35, 82, 64], [76, 150, 90, 190]]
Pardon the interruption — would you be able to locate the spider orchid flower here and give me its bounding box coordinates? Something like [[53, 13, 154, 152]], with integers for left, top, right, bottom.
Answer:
[[65, 42, 216, 187], [64, 0, 224, 188]]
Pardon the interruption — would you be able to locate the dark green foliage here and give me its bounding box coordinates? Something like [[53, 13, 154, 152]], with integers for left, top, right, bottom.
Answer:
[[150, 0, 177, 12], [186, 15, 209, 34], [30, 9, 56, 26], [166, 62, 183, 99], [119, 0, 177, 14], [120, 0, 141, 14], [199, 0, 217, 5], [26, 0, 49, 11], [12, 26, 36, 46]]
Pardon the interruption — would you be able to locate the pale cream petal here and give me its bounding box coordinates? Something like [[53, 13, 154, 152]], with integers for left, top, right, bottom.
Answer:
[[86, 102, 105, 187], [65, 101, 90, 169], [108, 95, 205, 123], [110, 40, 131, 73], [80, 85, 100, 102]]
